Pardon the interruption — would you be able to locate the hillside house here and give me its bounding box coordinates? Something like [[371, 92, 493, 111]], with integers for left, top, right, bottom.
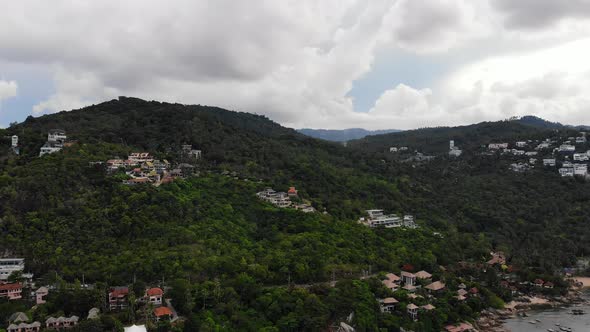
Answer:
[[379, 297, 398, 313], [515, 141, 526, 148], [153, 307, 173, 322], [488, 143, 508, 150], [536, 142, 551, 150], [109, 287, 129, 311], [574, 164, 588, 176], [382, 279, 398, 291], [0, 258, 27, 281], [449, 140, 462, 157], [128, 152, 153, 163], [425, 281, 445, 293], [576, 136, 587, 144], [573, 153, 589, 161], [47, 129, 66, 143], [39, 141, 63, 156], [389, 147, 398, 153], [558, 144, 576, 153], [385, 273, 400, 283], [35, 286, 48, 304], [7, 322, 41, 332], [257, 188, 292, 208], [146, 287, 163, 306], [106, 159, 126, 171], [87, 308, 100, 320], [487, 252, 506, 266], [382, 273, 400, 291], [45, 316, 78, 329], [421, 304, 436, 311], [407, 303, 419, 320], [412, 152, 435, 162], [525, 151, 538, 156], [559, 167, 575, 177], [361, 210, 402, 228], [0, 282, 22, 300], [11, 135, 18, 147], [543, 159, 556, 167], [39, 130, 67, 156], [294, 204, 316, 213], [403, 215, 417, 228], [401, 271, 416, 286], [182, 144, 202, 159], [415, 270, 432, 280], [287, 187, 298, 196], [9, 312, 29, 325]]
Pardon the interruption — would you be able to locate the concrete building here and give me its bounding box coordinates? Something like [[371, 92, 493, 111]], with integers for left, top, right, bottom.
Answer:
[[0, 258, 27, 281]]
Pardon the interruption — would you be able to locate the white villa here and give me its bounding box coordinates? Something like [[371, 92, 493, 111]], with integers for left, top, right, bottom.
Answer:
[[360, 210, 417, 228], [0, 258, 32, 281], [257, 188, 292, 208], [39, 129, 67, 156], [559, 167, 574, 177], [558, 144, 576, 153], [449, 140, 462, 157], [488, 143, 508, 150]]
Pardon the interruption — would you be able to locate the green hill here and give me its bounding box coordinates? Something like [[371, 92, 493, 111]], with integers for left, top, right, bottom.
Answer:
[[0, 98, 588, 331]]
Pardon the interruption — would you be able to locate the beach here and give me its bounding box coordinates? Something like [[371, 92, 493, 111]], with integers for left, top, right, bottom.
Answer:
[[573, 277, 590, 288]]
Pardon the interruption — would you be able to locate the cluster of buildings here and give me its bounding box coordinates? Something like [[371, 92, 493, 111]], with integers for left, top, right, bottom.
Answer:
[[6, 313, 81, 332], [107, 145, 201, 186], [379, 269, 446, 321], [3, 284, 172, 331], [389, 146, 409, 153], [108, 286, 173, 321], [489, 133, 590, 178], [359, 209, 417, 228], [39, 129, 68, 156], [256, 187, 316, 213]]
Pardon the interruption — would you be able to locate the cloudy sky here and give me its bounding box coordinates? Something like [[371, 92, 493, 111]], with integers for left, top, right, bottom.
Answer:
[[2, 0, 590, 129]]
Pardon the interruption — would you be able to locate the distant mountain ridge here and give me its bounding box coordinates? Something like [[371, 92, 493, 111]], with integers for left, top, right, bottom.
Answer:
[[298, 128, 401, 141], [516, 115, 590, 130]]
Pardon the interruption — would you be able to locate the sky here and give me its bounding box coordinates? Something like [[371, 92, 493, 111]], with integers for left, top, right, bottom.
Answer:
[[2, 1, 590, 130]]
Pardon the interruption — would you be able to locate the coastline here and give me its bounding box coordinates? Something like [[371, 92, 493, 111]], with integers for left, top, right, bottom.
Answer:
[[475, 280, 589, 332]]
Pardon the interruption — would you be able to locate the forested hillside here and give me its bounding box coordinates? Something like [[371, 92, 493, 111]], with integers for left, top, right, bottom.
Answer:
[[0, 97, 589, 331]]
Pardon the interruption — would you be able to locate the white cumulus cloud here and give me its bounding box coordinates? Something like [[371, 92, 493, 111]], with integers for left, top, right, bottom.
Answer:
[[0, 80, 17, 101]]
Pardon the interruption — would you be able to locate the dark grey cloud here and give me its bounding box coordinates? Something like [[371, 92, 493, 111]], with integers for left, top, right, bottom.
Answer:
[[491, 0, 590, 29]]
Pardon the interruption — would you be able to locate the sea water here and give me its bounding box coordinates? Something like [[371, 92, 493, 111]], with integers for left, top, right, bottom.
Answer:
[[503, 293, 590, 332]]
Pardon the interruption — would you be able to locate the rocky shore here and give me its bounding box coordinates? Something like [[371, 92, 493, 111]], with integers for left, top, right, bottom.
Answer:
[[475, 290, 588, 332]]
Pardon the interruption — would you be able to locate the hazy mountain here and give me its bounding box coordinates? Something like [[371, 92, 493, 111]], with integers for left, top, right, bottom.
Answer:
[[297, 128, 400, 141]]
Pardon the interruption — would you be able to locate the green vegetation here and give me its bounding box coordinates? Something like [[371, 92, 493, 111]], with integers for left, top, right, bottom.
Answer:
[[0, 97, 588, 331]]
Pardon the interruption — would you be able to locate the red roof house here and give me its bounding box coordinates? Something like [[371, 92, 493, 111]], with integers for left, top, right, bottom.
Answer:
[[153, 307, 173, 321], [146, 287, 164, 306], [0, 282, 22, 300]]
